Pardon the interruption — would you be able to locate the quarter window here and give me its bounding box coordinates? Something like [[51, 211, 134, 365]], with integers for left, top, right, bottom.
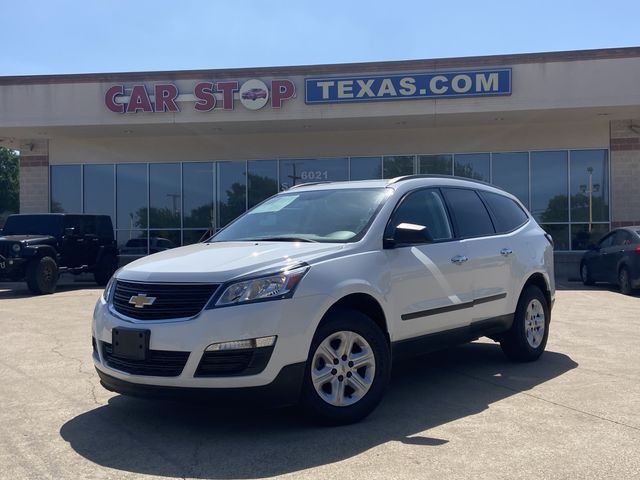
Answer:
[[442, 188, 495, 238], [388, 189, 453, 241], [480, 191, 528, 233]]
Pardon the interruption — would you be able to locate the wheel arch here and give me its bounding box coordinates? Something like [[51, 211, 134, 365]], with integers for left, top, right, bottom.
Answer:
[[520, 272, 552, 311], [319, 293, 390, 346]]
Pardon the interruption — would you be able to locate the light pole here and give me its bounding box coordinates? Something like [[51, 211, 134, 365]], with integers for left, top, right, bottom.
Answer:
[[579, 167, 600, 233]]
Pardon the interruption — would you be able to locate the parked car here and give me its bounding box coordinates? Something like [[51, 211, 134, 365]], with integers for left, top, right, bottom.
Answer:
[[120, 236, 176, 256], [93, 176, 554, 424], [0, 214, 118, 294], [580, 227, 640, 294], [241, 88, 267, 100]]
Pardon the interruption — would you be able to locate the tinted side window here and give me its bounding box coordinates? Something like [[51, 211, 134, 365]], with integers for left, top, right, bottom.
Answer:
[[81, 216, 97, 236], [598, 233, 615, 248], [480, 191, 529, 233], [388, 189, 453, 241], [442, 188, 495, 238], [613, 230, 633, 246], [96, 217, 114, 240]]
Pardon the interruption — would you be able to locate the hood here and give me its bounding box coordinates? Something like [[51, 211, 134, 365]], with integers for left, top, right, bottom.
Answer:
[[118, 241, 348, 283], [0, 235, 56, 245]]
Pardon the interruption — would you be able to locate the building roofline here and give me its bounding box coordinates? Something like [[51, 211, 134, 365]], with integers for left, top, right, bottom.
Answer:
[[1, 46, 639, 86]]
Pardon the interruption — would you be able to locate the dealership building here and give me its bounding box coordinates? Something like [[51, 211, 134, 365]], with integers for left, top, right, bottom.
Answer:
[[1, 47, 639, 277]]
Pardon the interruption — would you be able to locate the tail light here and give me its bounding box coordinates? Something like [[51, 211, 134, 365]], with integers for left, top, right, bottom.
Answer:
[[544, 233, 554, 248], [635, 246, 640, 254]]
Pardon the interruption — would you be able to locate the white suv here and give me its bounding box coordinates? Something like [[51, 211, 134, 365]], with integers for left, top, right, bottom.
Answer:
[[93, 176, 554, 424]]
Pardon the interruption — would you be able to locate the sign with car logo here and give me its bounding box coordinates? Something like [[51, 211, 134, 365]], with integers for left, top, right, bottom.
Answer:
[[128, 294, 157, 309]]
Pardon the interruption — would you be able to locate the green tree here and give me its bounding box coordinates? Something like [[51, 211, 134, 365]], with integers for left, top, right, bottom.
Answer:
[[0, 148, 19, 225]]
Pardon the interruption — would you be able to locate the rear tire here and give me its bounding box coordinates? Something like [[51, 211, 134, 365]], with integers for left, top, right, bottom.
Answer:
[[26, 256, 58, 295], [300, 309, 390, 425], [618, 266, 633, 295], [500, 285, 550, 362], [580, 262, 595, 286], [94, 253, 118, 286]]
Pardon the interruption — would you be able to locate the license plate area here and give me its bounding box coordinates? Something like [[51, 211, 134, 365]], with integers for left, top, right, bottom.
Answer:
[[112, 328, 150, 360]]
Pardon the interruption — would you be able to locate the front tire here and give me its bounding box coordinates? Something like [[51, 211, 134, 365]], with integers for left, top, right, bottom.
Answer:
[[26, 256, 58, 295], [300, 309, 390, 425], [500, 285, 550, 362], [618, 266, 633, 295]]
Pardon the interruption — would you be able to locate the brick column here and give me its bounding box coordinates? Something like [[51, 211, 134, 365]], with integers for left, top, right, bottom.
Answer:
[[610, 120, 640, 227], [19, 140, 49, 214]]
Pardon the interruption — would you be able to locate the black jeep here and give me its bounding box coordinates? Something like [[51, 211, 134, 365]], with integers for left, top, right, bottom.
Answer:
[[0, 214, 119, 294]]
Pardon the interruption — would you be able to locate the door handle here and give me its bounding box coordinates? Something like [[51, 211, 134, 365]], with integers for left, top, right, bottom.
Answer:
[[500, 248, 513, 256], [451, 255, 468, 265]]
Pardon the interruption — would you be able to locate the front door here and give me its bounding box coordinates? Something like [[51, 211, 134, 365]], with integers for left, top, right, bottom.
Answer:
[[385, 188, 474, 341]]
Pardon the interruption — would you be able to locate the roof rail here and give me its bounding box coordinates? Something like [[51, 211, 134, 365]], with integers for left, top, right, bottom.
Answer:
[[387, 174, 496, 188], [286, 181, 334, 190]]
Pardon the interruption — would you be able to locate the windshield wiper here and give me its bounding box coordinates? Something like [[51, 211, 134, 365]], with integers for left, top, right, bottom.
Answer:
[[249, 236, 318, 243]]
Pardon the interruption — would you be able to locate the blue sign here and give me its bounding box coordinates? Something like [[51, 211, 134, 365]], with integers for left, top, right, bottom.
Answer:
[[305, 68, 511, 104]]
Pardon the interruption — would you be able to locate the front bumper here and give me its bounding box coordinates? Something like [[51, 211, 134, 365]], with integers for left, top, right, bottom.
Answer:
[[96, 362, 305, 407], [92, 293, 328, 393], [0, 255, 26, 277]]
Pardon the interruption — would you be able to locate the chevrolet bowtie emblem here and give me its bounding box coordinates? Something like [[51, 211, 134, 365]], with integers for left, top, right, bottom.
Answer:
[[128, 294, 157, 309]]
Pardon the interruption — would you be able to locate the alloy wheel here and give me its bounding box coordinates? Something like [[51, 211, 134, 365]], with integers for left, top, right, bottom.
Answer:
[[525, 299, 545, 349]]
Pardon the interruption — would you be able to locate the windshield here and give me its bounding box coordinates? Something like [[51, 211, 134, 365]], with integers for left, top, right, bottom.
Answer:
[[211, 188, 389, 243], [2, 215, 63, 236]]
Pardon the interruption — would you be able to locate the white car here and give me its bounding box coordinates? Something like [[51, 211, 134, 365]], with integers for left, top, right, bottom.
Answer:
[[93, 176, 555, 424]]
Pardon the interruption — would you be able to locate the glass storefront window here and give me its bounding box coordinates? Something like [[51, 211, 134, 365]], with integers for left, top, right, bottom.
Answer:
[[248, 160, 278, 208], [570, 149, 609, 223], [531, 151, 568, 223], [83, 164, 114, 221], [540, 224, 570, 251], [383, 155, 414, 178], [571, 224, 609, 251], [50, 165, 81, 213], [279, 158, 348, 189], [350, 157, 382, 180], [419, 154, 453, 175], [454, 153, 490, 181], [183, 229, 210, 245], [116, 164, 147, 229], [218, 161, 247, 228], [149, 163, 181, 228], [491, 152, 529, 207], [183, 162, 215, 229]]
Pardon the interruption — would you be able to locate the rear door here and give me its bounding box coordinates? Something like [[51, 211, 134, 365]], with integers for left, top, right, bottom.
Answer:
[[385, 188, 474, 340], [441, 188, 511, 324]]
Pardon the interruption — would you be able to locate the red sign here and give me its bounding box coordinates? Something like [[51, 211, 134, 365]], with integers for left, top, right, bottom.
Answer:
[[105, 79, 296, 113]]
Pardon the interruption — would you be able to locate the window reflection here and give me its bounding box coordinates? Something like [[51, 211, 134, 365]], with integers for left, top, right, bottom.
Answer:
[[454, 153, 490, 181], [383, 156, 414, 178], [491, 152, 529, 207], [540, 224, 570, 251], [183, 162, 214, 229], [531, 151, 568, 223], [350, 157, 382, 180], [570, 149, 608, 223], [149, 163, 181, 228], [419, 155, 453, 175], [571, 223, 609, 250], [116, 164, 147, 229], [218, 161, 247, 227], [148, 230, 180, 252], [183, 229, 210, 245], [248, 160, 278, 208], [279, 158, 348, 189], [118, 230, 148, 256], [50, 165, 81, 213], [84, 164, 114, 222]]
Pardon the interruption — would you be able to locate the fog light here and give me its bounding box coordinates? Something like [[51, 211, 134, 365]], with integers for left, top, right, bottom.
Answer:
[[11, 243, 20, 253], [205, 335, 276, 352]]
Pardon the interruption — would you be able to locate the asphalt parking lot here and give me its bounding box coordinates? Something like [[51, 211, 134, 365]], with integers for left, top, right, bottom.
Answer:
[[0, 280, 638, 480]]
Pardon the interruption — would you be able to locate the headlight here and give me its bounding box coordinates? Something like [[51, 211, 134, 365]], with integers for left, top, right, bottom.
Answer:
[[102, 272, 118, 302], [11, 243, 21, 253], [211, 265, 309, 308]]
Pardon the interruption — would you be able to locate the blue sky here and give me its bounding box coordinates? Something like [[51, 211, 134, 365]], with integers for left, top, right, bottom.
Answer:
[[1, 1, 639, 76]]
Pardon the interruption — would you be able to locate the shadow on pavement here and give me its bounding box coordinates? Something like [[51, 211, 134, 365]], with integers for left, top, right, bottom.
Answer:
[[60, 343, 577, 479]]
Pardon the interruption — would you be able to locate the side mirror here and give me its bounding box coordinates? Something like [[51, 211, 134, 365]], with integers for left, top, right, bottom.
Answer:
[[384, 222, 433, 248], [64, 227, 77, 236]]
